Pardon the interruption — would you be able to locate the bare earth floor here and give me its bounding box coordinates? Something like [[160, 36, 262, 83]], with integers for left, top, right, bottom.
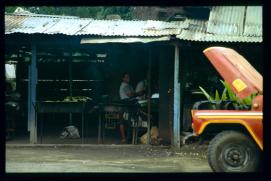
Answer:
[[5, 144, 212, 173]]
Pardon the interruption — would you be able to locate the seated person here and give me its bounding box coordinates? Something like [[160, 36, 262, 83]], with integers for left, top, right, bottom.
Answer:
[[119, 72, 137, 143], [135, 79, 147, 100]]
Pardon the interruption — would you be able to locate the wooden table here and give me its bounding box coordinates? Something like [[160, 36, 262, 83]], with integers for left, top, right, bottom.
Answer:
[[35, 101, 94, 144]]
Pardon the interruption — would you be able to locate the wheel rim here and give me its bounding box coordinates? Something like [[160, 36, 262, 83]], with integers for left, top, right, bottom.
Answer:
[[221, 144, 250, 170]]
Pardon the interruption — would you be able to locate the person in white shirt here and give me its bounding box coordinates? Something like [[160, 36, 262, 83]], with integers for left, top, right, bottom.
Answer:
[[119, 73, 135, 100], [135, 80, 147, 100], [118, 73, 137, 143]]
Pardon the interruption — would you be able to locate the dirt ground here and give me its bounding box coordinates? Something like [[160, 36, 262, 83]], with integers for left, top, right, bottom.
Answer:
[[5, 143, 212, 173]]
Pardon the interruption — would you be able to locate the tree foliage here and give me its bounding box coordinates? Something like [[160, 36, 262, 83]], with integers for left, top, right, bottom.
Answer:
[[5, 6, 133, 20]]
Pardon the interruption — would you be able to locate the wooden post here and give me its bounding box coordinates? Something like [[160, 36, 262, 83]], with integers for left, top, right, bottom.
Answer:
[[147, 48, 152, 145], [158, 47, 172, 142], [69, 51, 73, 125], [28, 42, 38, 144], [173, 44, 181, 148]]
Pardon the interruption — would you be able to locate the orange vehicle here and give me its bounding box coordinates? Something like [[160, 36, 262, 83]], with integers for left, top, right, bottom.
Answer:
[[191, 47, 263, 172]]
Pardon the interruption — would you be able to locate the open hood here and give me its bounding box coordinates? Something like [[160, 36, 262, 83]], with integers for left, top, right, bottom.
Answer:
[[203, 47, 262, 99]]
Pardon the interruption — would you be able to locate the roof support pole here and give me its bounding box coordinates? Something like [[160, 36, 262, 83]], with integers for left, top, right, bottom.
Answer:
[[173, 44, 181, 148], [28, 42, 38, 144], [147, 48, 152, 145], [68, 51, 73, 125]]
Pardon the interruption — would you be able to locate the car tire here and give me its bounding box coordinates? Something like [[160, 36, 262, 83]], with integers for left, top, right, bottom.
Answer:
[[208, 131, 261, 172]]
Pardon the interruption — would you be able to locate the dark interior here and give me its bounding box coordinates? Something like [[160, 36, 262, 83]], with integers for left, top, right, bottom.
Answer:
[[5, 35, 263, 144]]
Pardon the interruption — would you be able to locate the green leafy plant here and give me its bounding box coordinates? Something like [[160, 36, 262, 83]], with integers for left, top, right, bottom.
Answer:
[[199, 86, 227, 109], [199, 85, 227, 103], [199, 80, 256, 110], [220, 80, 257, 109]]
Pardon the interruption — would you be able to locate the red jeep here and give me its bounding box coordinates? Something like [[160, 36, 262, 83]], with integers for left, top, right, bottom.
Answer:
[[191, 47, 263, 172]]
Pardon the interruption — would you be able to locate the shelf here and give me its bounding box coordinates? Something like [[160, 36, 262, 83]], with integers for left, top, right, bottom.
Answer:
[[21, 79, 104, 82]]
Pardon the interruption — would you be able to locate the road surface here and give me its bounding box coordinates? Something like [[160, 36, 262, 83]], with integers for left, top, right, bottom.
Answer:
[[6, 144, 212, 173]]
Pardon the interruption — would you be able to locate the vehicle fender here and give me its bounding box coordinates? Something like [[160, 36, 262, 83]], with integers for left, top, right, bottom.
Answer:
[[191, 110, 263, 150]]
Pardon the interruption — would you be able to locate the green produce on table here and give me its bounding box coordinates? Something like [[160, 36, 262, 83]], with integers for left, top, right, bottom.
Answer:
[[63, 96, 92, 102]]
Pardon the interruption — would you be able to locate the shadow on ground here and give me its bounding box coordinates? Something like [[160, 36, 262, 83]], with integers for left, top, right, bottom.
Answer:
[[6, 143, 211, 173]]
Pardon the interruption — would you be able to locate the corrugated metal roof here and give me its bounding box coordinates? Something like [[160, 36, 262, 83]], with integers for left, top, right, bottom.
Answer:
[[5, 6, 262, 43], [206, 6, 262, 37], [207, 6, 246, 36], [177, 19, 262, 42], [176, 6, 262, 42], [244, 6, 262, 36], [76, 20, 184, 36], [177, 32, 262, 42], [5, 13, 183, 36], [80, 36, 171, 44]]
